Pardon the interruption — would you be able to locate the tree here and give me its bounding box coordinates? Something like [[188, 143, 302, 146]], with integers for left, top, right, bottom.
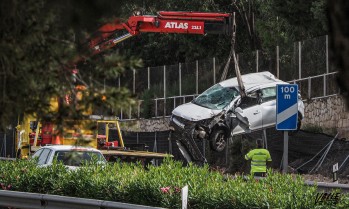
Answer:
[[0, 0, 140, 130], [327, 0, 349, 109]]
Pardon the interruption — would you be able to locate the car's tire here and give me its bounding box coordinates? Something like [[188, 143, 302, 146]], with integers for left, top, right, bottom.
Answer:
[[209, 129, 228, 152]]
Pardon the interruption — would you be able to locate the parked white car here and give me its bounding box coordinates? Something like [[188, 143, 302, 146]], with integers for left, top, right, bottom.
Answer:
[[32, 145, 106, 169], [170, 71, 304, 154]]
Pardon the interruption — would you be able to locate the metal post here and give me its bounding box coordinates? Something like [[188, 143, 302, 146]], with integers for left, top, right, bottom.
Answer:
[[276, 46, 279, 78], [324, 75, 327, 97], [147, 67, 150, 90], [154, 132, 158, 166], [196, 60, 198, 94], [282, 131, 289, 174], [137, 132, 139, 144], [129, 106, 131, 119], [179, 63, 182, 96], [137, 101, 140, 118], [120, 109, 123, 120], [308, 77, 311, 99], [155, 99, 158, 117], [326, 35, 329, 74], [299, 41, 302, 79], [169, 134, 173, 154], [213, 57, 216, 84], [333, 163, 338, 183], [325, 35, 329, 96], [256, 50, 259, 72], [163, 66, 166, 116]]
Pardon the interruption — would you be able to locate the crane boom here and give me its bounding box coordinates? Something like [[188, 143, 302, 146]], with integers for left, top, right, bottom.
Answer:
[[86, 11, 231, 58]]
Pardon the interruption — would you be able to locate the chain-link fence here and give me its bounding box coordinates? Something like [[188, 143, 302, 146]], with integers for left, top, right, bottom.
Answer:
[[108, 35, 339, 119]]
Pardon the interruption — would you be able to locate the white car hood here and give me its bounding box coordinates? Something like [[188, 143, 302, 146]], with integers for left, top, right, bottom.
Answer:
[[172, 102, 222, 121]]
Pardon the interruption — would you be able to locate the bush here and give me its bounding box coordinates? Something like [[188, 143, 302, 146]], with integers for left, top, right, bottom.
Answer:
[[0, 158, 348, 208]]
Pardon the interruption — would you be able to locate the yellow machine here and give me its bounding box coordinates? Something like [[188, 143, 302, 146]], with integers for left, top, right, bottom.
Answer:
[[15, 114, 172, 163]]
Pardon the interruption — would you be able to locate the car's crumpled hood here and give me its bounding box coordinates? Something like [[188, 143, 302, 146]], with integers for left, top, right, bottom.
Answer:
[[172, 102, 222, 121]]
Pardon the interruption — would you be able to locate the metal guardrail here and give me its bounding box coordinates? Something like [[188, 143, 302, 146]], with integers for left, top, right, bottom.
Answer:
[[305, 180, 349, 193], [0, 157, 16, 161], [0, 190, 166, 209]]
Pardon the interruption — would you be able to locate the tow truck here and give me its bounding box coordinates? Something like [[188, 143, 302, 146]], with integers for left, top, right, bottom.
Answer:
[[15, 11, 233, 164]]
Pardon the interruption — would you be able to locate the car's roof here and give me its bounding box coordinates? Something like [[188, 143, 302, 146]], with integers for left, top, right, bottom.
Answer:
[[39, 145, 101, 152], [219, 71, 287, 90]]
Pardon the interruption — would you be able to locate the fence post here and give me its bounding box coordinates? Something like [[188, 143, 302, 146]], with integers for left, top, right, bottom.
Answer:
[[256, 50, 259, 72], [308, 77, 311, 99], [163, 65, 166, 117], [213, 57, 216, 84], [324, 74, 327, 97], [147, 67, 150, 90], [155, 99, 158, 117], [138, 101, 140, 119], [196, 60, 198, 95], [299, 41, 302, 79], [120, 108, 123, 120], [276, 46, 279, 78], [129, 106, 132, 119], [326, 35, 329, 74], [154, 132, 158, 166], [168, 131, 173, 154], [325, 35, 329, 96]]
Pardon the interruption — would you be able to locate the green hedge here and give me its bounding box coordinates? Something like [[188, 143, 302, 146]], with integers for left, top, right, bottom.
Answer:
[[0, 159, 348, 208]]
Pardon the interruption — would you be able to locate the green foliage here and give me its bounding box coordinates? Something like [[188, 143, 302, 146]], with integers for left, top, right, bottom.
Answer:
[[0, 158, 348, 208], [0, 0, 140, 130]]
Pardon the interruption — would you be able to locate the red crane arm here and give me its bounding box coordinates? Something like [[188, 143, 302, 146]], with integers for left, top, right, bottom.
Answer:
[[88, 11, 232, 56]]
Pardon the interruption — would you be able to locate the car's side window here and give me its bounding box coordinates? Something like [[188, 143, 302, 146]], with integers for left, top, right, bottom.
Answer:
[[37, 148, 51, 165], [239, 92, 259, 109], [260, 87, 276, 103], [32, 149, 43, 159]]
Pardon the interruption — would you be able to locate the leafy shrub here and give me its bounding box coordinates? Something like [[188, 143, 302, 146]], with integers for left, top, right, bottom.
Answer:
[[0, 158, 348, 208]]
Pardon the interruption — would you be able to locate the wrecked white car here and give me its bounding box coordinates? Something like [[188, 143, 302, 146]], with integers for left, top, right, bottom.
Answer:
[[170, 71, 304, 158]]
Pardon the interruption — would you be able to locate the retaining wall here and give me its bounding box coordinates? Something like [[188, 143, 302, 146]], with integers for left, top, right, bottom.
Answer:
[[302, 95, 349, 139], [120, 95, 349, 139]]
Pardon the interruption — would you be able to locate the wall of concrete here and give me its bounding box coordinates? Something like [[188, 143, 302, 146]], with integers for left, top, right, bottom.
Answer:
[[119, 95, 349, 139], [302, 95, 349, 139]]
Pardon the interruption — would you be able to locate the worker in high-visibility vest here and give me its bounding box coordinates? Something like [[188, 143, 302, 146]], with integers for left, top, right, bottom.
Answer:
[[245, 138, 272, 177]]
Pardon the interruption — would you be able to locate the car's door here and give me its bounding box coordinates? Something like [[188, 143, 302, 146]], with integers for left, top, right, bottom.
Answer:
[[232, 91, 263, 134], [260, 86, 277, 128]]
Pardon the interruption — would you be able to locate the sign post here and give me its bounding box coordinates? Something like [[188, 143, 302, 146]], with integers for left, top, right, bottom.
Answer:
[[333, 163, 338, 183], [276, 84, 298, 174]]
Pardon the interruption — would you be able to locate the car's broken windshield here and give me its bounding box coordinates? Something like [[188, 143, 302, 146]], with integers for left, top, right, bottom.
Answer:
[[192, 84, 239, 110]]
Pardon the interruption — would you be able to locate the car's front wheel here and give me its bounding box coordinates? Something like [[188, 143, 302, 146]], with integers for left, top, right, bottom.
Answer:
[[209, 129, 228, 152]]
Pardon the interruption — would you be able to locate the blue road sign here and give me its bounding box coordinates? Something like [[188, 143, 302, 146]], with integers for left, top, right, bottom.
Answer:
[[276, 84, 298, 130]]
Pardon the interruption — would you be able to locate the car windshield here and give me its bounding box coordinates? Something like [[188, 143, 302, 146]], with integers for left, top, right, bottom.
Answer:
[[192, 84, 239, 110], [54, 151, 105, 166]]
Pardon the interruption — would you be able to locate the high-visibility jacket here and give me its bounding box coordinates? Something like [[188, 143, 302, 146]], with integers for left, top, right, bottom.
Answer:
[[245, 148, 272, 174]]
